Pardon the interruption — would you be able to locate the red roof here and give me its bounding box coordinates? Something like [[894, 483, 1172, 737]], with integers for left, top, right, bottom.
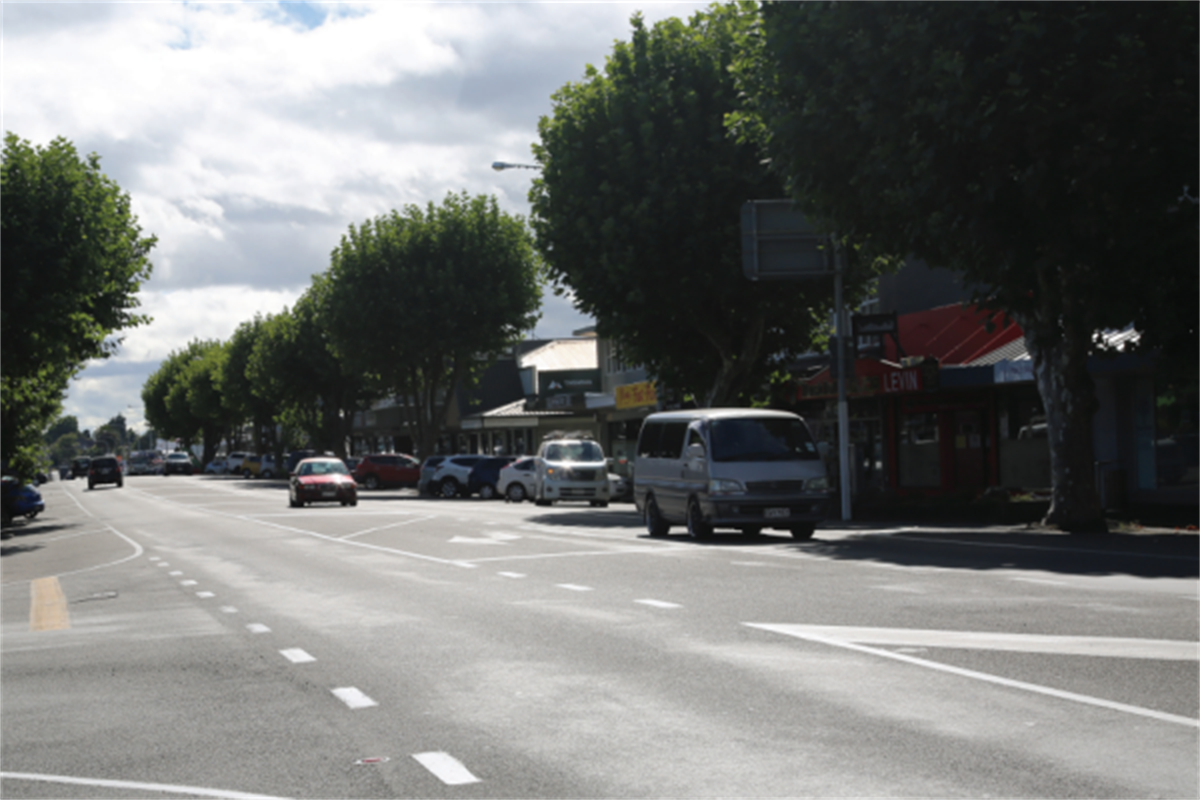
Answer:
[[884, 303, 1022, 365]]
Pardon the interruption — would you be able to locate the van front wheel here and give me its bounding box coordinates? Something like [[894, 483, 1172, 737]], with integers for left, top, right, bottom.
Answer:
[[686, 498, 713, 540]]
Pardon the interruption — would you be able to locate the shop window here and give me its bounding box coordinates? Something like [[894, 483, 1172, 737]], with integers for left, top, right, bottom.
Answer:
[[898, 413, 940, 487], [997, 388, 1051, 489]]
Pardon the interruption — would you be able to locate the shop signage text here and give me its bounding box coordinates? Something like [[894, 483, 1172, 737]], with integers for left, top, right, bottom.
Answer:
[[615, 380, 658, 410]]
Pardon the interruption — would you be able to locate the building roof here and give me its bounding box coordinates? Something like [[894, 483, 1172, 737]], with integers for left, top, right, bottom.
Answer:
[[518, 338, 597, 372]]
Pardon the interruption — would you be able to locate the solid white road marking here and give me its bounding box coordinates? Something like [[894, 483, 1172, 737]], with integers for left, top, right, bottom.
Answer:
[[747, 623, 1200, 728], [280, 648, 315, 664], [0, 772, 286, 799], [556, 583, 593, 592], [413, 752, 481, 785], [246, 623, 271, 634], [636, 599, 682, 609], [332, 687, 378, 709]]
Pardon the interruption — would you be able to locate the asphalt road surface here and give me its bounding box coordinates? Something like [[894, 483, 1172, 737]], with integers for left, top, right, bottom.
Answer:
[[2, 474, 1197, 799]]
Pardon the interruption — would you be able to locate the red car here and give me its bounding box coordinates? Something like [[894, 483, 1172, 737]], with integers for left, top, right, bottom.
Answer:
[[353, 453, 420, 490], [289, 457, 358, 508]]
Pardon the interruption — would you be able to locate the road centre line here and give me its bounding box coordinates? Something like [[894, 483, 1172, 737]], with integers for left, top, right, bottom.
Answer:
[[0, 772, 287, 800], [747, 623, 1200, 728], [412, 752, 481, 786]]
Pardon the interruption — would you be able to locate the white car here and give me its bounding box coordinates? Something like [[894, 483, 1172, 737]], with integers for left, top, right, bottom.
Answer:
[[428, 455, 487, 498], [535, 437, 610, 507], [497, 457, 539, 502]]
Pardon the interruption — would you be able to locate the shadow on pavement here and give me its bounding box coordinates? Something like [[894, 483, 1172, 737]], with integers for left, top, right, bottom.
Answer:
[[1, 542, 45, 557], [786, 526, 1200, 579]]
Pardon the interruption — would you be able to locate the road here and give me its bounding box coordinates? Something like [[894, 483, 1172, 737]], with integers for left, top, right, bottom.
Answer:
[[2, 474, 1197, 799]]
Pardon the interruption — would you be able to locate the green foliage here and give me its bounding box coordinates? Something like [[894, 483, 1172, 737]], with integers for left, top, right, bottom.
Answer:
[[43, 415, 79, 444], [735, 1, 1198, 529], [1, 133, 155, 474], [142, 340, 227, 454], [530, 3, 876, 406], [322, 191, 542, 455]]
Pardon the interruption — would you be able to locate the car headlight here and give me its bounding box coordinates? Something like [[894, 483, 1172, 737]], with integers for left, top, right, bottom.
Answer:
[[708, 478, 745, 496], [805, 476, 830, 492]]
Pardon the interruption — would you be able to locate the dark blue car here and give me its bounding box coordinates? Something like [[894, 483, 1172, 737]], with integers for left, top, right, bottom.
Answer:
[[2, 476, 44, 522], [466, 457, 517, 499]]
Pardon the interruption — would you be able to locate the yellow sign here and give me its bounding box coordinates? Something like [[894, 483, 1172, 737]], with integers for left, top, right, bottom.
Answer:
[[615, 381, 657, 410]]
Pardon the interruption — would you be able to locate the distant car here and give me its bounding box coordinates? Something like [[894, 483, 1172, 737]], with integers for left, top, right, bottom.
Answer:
[[242, 454, 277, 479], [417, 456, 448, 495], [71, 456, 92, 480], [163, 452, 195, 476], [88, 455, 123, 490], [354, 453, 421, 490], [343, 457, 361, 473], [497, 457, 539, 502], [1, 476, 44, 520], [226, 452, 249, 473], [608, 472, 631, 502], [289, 457, 358, 508], [127, 451, 162, 476], [204, 457, 228, 474], [429, 455, 487, 498], [466, 456, 517, 499], [286, 450, 317, 476]]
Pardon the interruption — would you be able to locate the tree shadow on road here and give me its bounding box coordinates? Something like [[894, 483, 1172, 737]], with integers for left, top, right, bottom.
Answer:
[[785, 526, 1200, 579]]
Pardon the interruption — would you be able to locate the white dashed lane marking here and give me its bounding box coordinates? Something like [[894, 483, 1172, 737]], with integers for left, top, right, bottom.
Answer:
[[196, 591, 215, 599], [246, 623, 271, 634], [556, 584, 593, 592], [413, 751, 481, 785], [332, 687, 378, 709], [636, 599, 681, 609], [498, 572, 526, 578], [280, 648, 316, 664]]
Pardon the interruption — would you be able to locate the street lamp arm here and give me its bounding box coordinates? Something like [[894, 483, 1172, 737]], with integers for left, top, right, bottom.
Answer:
[[491, 161, 541, 171]]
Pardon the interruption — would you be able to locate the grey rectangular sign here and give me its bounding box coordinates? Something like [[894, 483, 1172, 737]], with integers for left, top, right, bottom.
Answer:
[[741, 200, 832, 280]]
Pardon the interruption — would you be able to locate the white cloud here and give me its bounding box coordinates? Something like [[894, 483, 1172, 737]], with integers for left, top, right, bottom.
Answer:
[[6, 0, 709, 431]]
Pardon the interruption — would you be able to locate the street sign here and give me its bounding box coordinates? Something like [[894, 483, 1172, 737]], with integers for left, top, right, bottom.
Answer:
[[741, 200, 832, 280]]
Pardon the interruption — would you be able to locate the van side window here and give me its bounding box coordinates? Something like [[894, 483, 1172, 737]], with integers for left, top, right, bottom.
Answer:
[[658, 422, 688, 459], [637, 422, 662, 459], [686, 427, 705, 454]]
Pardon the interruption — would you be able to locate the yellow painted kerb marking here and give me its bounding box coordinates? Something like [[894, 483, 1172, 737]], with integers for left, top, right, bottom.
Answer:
[[30, 577, 70, 631]]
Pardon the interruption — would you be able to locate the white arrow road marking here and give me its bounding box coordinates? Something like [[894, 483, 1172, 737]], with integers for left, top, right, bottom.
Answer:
[[413, 752, 481, 785], [747, 623, 1200, 728]]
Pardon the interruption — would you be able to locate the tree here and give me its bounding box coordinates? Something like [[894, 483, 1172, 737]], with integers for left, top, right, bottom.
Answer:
[[2, 133, 155, 476], [142, 340, 225, 454], [247, 290, 375, 458], [733, 1, 1198, 531], [322, 191, 541, 456], [529, 3, 877, 407], [220, 315, 279, 457]]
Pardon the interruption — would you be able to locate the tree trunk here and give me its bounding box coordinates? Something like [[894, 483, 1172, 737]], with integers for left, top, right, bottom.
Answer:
[[1016, 309, 1107, 534], [703, 316, 765, 407]]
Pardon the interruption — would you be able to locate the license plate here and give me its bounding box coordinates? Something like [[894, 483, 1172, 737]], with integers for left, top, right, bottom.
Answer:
[[764, 507, 790, 519], [321, 487, 336, 497]]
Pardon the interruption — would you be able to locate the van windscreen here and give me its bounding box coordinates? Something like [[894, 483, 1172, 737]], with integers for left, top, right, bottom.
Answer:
[[709, 417, 820, 462]]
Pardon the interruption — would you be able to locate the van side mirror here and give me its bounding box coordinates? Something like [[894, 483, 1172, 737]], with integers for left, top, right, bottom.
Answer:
[[686, 442, 705, 460]]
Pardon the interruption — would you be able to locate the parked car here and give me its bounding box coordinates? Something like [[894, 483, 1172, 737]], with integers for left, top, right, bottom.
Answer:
[[226, 452, 249, 473], [88, 455, 124, 490], [205, 457, 228, 474], [634, 408, 830, 540], [417, 456, 448, 495], [163, 452, 195, 476], [343, 457, 361, 473], [428, 455, 487, 498], [497, 457, 539, 502], [288, 457, 358, 508], [242, 454, 277, 479], [535, 435, 609, 507], [1, 476, 44, 520], [466, 456, 517, 499], [354, 453, 421, 490], [286, 450, 317, 476], [608, 472, 631, 502]]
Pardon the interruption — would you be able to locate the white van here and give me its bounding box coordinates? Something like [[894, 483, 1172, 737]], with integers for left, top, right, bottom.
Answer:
[[535, 435, 610, 507], [634, 409, 830, 539]]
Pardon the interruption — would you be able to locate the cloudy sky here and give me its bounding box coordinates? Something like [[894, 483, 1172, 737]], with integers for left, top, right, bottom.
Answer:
[[3, 0, 708, 435]]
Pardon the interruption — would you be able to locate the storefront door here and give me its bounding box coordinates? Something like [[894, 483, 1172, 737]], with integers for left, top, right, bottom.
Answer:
[[952, 410, 987, 491]]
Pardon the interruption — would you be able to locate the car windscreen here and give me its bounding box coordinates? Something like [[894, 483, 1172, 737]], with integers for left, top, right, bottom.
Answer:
[[301, 460, 348, 476], [709, 417, 821, 462], [543, 442, 604, 463]]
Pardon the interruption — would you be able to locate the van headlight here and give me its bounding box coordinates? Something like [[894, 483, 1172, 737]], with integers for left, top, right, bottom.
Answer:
[[805, 477, 830, 492], [708, 478, 745, 496]]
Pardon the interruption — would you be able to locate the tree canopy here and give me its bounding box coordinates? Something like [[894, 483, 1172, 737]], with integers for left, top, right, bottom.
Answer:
[[733, 1, 1198, 530], [1, 133, 155, 476], [321, 191, 541, 456], [530, 3, 876, 407]]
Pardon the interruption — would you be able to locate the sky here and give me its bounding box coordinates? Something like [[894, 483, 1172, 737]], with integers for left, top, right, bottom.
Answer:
[[2, 0, 709, 436]]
